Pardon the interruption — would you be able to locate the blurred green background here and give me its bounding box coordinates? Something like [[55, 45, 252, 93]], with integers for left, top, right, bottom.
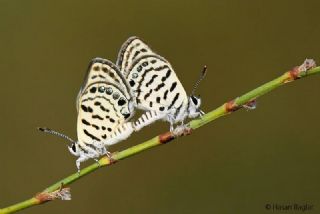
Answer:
[[1, 0, 320, 213]]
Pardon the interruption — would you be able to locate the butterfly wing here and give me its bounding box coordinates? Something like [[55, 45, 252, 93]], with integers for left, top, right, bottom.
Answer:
[[116, 36, 155, 77], [77, 57, 132, 112], [127, 54, 189, 121], [77, 58, 134, 147]]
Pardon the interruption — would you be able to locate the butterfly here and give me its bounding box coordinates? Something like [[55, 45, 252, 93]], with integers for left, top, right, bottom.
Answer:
[[116, 36, 206, 131], [39, 36, 206, 171], [39, 58, 135, 172]]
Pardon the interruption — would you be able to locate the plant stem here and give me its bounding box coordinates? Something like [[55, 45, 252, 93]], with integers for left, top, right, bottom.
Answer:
[[1, 60, 319, 214]]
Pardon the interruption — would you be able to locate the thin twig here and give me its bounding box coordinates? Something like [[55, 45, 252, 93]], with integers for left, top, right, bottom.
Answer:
[[0, 59, 319, 214]]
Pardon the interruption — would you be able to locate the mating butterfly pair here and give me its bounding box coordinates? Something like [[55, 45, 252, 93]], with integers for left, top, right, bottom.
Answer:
[[40, 37, 206, 172]]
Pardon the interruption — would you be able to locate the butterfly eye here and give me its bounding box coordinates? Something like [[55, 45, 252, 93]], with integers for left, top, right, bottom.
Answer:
[[106, 87, 113, 95], [191, 96, 198, 105], [118, 97, 126, 106], [71, 143, 77, 152], [113, 92, 120, 100], [98, 86, 106, 93]]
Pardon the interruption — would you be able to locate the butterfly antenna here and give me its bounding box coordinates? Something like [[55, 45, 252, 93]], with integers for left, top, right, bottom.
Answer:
[[191, 65, 207, 96], [38, 127, 76, 144]]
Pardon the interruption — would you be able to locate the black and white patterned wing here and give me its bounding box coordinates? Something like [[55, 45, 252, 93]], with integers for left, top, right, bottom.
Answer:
[[77, 57, 132, 112], [116, 36, 155, 77], [77, 58, 134, 147], [127, 54, 189, 120]]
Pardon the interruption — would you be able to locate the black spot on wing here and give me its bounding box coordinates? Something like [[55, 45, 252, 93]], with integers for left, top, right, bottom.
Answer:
[[102, 134, 107, 139], [123, 113, 131, 119], [82, 119, 90, 125], [100, 105, 110, 112], [137, 65, 143, 72], [83, 129, 100, 141], [93, 65, 100, 71], [161, 69, 172, 82], [146, 75, 158, 87], [170, 82, 177, 92], [98, 86, 106, 93], [113, 92, 120, 100], [163, 90, 169, 100], [129, 80, 135, 87], [168, 93, 180, 110], [156, 97, 161, 103], [98, 74, 105, 79], [92, 124, 100, 130], [102, 67, 108, 72], [155, 83, 165, 91], [81, 105, 93, 113], [118, 98, 126, 106], [92, 115, 104, 120], [154, 65, 169, 71], [144, 89, 153, 100]]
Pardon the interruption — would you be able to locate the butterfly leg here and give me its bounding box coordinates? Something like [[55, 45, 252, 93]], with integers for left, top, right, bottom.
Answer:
[[76, 153, 90, 174], [75, 143, 105, 173], [169, 123, 175, 132], [104, 150, 117, 164], [167, 114, 176, 132], [172, 124, 192, 137], [92, 141, 107, 155], [94, 158, 101, 167], [134, 110, 166, 132]]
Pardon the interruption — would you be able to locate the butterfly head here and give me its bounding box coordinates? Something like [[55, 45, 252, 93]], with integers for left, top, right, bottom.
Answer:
[[188, 95, 204, 118], [68, 142, 80, 156], [188, 66, 207, 118]]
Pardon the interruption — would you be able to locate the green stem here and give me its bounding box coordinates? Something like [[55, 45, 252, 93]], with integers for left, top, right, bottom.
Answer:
[[1, 63, 319, 214]]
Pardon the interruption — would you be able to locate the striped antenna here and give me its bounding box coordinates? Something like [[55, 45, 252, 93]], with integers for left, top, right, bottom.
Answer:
[[191, 65, 207, 96], [38, 127, 76, 144]]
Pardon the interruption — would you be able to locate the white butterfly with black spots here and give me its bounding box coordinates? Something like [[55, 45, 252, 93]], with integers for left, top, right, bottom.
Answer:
[[40, 58, 135, 172], [117, 36, 205, 131]]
